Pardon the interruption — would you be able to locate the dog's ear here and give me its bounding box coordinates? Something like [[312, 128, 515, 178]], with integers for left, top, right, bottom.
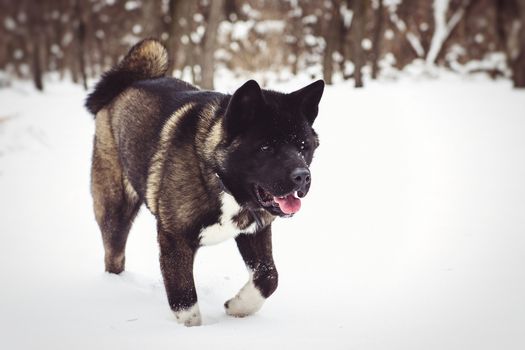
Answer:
[[224, 80, 263, 139], [289, 80, 324, 125]]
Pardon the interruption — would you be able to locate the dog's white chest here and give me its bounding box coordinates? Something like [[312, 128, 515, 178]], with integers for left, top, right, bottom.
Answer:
[[198, 193, 257, 246]]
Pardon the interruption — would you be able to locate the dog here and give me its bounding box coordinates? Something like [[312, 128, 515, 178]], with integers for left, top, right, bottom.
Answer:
[[85, 39, 324, 326]]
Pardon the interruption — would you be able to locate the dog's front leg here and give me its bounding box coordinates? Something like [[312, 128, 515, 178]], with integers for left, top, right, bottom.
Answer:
[[225, 225, 278, 317], [158, 229, 201, 326]]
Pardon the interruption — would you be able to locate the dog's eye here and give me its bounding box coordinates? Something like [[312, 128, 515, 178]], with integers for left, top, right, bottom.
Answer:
[[259, 144, 273, 153]]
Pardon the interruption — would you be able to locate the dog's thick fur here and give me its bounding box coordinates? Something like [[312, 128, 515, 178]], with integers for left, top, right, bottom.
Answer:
[[86, 39, 324, 326]]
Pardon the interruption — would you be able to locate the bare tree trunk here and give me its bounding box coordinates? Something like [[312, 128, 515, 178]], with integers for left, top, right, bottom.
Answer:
[[371, 0, 383, 79], [352, 0, 366, 88], [513, 50, 525, 87], [142, 0, 158, 37], [51, 1, 66, 80], [340, 0, 355, 80], [513, 0, 525, 87], [322, 1, 340, 85], [387, 0, 424, 62], [289, 11, 303, 76], [165, 0, 177, 73], [28, 1, 44, 91], [74, 0, 88, 90], [495, 0, 524, 86], [200, 0, 225, 89], [167, 0, 197, 78], [30, 40, 44, 91]]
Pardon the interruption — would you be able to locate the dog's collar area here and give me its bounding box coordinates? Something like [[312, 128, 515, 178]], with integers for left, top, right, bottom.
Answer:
[[249, 209, 263, 229], [214, 173, 264, 229], [215, 173, 232, 195]]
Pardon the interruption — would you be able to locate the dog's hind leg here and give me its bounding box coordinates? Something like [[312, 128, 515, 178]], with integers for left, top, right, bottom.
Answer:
[[225, 226, 278, 317], [91, 110, 141, 274]]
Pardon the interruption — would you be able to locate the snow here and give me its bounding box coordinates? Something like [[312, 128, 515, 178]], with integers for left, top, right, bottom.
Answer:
[[385, 28, 395, 40], [4, 17, 16, 31], [420, 22, 430, 32], [219, 19, 283, 46], [124, 0, 141, 11], [254, 20, 285, 35], [132, 24, 142, 35], [223, 20, 254, 41], [301, 14, 318, 25], [339, 3, 353, 28], [361, 38, 373, 51], [304, 34, 319, 47], [447, 51, 509, 77], [13, 49, 23, 60], [1, 76, 525, 349], [241, 3, 261, 20], [406, 32, 425, 57]]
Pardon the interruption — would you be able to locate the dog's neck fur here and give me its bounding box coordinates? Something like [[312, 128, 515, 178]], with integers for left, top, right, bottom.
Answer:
[[214, 172, 265, 229]]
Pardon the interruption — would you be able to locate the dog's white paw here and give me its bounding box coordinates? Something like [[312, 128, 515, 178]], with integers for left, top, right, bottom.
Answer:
[[224, 279, 265, 317], [174, 304, 202, 327]]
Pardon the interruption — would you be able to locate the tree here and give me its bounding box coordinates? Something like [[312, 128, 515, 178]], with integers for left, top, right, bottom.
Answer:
[[167, 0, 198, 79], [200, 0, 225, 89], [0, 0, 524, 90], [27, 0, 44, 91], [73, 0, 88, 90], [496, 0, 525, 87], [426, 0, 473, 66], [371, 0, 384, 80], [321, 0, 342, 85], [352, 0, 366, 87]]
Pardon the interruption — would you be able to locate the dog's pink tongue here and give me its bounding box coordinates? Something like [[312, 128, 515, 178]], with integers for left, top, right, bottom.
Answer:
[[274, 195, 301, 214]]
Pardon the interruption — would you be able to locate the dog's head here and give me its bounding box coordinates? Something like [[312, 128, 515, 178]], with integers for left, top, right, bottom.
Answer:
[[219, 79, 324, 217]]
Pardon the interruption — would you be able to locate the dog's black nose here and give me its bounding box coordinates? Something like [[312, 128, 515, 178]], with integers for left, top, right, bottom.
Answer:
[[290, 167, 311, 187]]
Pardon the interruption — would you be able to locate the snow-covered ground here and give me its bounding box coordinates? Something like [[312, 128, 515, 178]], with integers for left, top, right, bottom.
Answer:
[[1, 75, 524, 349]]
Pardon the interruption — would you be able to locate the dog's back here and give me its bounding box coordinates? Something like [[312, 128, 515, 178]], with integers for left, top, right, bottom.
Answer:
[[86, 39, 227, 202]]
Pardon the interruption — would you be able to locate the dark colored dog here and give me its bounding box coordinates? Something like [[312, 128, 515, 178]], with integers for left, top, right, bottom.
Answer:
[[86, 39, 324, 326]]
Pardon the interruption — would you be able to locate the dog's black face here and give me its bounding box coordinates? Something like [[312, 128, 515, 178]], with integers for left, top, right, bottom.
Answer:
[[221, 80, 324, 217]]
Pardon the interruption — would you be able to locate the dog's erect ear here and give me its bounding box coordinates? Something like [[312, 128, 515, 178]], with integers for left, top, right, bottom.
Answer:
[[289, 80, 324, 125], [224, 80, 263, 138]]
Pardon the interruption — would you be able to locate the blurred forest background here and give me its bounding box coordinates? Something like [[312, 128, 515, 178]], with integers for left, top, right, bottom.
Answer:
[[1, 0, 525, 91]]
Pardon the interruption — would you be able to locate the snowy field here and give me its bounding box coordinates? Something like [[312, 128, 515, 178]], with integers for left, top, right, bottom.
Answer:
[[1, 75, 525, 349]]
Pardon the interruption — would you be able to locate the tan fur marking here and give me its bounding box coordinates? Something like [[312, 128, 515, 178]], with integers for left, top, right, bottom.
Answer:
[[232, 209, 254, 230], [205, 119, 223, 159], [233, 209, 275, 231], [91, 108, 141, 274], [146, 103, 196, 214], [196, 100, 226, 164], [123, 175, 139, 202], [92, 109, 121, 223]]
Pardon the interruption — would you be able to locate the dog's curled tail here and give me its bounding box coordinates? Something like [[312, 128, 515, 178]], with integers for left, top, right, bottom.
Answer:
[[85, 39, 168, 115]]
